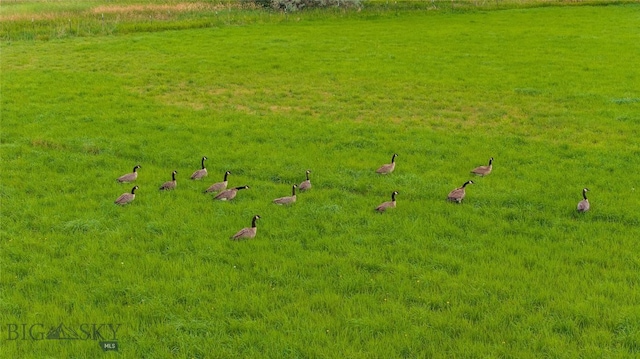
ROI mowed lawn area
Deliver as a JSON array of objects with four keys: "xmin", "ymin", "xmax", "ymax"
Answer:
[{"xmin": 1, "ymin": 2, "xmax": 640, "ymax": 358}]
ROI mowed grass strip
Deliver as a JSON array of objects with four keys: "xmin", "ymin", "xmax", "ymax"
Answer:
[{"xmin": 2, "ymin": 3, "xmax": 640, "ymax": 358}]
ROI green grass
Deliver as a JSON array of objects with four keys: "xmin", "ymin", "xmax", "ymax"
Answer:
[{"xmin": 2, "ymin": 2, "xmax": 640, "ymax": 358}]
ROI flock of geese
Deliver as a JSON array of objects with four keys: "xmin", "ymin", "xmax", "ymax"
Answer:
[{"xmin": 114, "ymin": 155, "xmax": 591, "ymax": 240}]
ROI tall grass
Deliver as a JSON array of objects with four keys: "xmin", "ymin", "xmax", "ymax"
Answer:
[
  {"xmin": 2, "ymin": 0, "xmax": 639, "ymax": 41},
  {"xmin": 2, "ymin": 2, "xmax": 640, "ymax": 358}
]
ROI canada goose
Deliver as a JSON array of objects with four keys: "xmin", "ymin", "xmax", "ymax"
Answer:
[
  {"xmin": 115, "ymin": 185, "xmax": 138, "ymax": 205},
  {"xmin": 159, "ymin": 170, "xmax": 177, "ymax": 191},
  {"xmin": 273, "ymin": 185, "xmax": 297, "ymax": 205},
  {"xmin": 447, "ymin": 180, "xmax": 474, "ymax": 203},
  {"xmin": 204, "ymin": 171, "xmax": 231, "ymax": 193},
  {"xmin": 376, "ymin": 191, "xmax": 398, "ymax": 212},
  {"xmin": 214, "ymin": 185, "xmax": 249, "ymax": 201},
  {"xmin": 230, "ymin": 215, "xmax": 261, "ymax": 240},
  {"xmin": 190, "ymin": 156, "xmax": 208, "ymax": 180},
  {"xmin": 577, "ymin": 188, "xmax": 590, "ymax": 212},
  {"xmin": 376, "ymin": 153, "xmax": 398, "ymax": 174},
  {"xmin": 117, "ymin": 165, "xmax": 141, "ymax": 183},
  {"xmin": 471, "ymin": 157, "xmax": 493, "ymax": 176},
  {"xmin": 299, "ymin": 170, "xmax": 312, "ymax": 191}
]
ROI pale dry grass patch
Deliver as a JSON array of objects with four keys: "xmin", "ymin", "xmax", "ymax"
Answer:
[
  {"xmin": 206, "ymin": 88, "xmax": 229, "ymax": 96},
  {"xmin": 92, "ymin": 2, "xmax": 231, "ymax": 15},
  {"xmin": 423, "ymin": 104, "xmax": 534, "ymax": 133},
  {"xmin": 235, "ymin": 104, "xmax": 254, "ymax": 113},
  {"xmin": 170, "ymin": 99, "xmax": 207, "ymax": 110},
  {"xmin": 148, "ymin": 84, "xmax": 311, "ymax": 113},
  {"xmin": 1, "ymin": 2, "xmax": 257, "ymax": 22},
  {"xmin": 269, "ymin": 105, "xmax": 294, "ymax": 113},
  {"xmin": 1, "ymin": 11, "xmax": 75, "ymax": 21}
]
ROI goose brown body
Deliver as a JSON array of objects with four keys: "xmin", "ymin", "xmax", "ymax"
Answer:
[
  {"xmin": 214, "ymin": 185, "xmax": 249, "ymax": 201},
  {"xmin": 117, "ymin": 165, "xmax": 141, "ymax": 183},
  {"xmin": 376, "ymin": 154, "xmax": 398, "ymax": 174},
  {"xmin": 299, "ymin": 170, "xmax": 312, "ymax": 191},
  {"xmin": 230, "ymin": 215, "xmax": 261, "ymax": 240},
  {"xmin": 190, "ymin": 156, "xmax": 208, "ymax": 180},
  {"xmin": 205, "ymin": 171, "xmax": 231, "ymax": 193},
  {"xmin": 376, "ymin": 191, "xmax": 398, "ymax": 212},
  {"xmin": 160, "ymin": 171, "xmax": 177, "ymax": 190},
  {"xmin": 115, "ymin": 186, "xmax": 138, "ymax": 205},
  {"xmin": 471, "ymin": 157, "xmax": 493, "ymax": 176},
  {"xmin": 577, "ymin": 188, "xmax": 590, "ymax": 212},
  {"xmin": 447, "ymin": 180, "xmax": 474, "ymax": 203},
  {"xmin": 273, "ymin": 185, "xmax": 297, "ymax": 205}
]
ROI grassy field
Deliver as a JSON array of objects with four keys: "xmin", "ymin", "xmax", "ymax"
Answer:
[
  {"xmin": 2, "ymin": 1, "xmax": 640, "ymax": 358},
  {"xmin": 3, "ymin": 0, "xmax": 639, "ymax": 41}
]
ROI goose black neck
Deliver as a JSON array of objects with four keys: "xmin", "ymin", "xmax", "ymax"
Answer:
[
  {"xmin": 391, "ymin": 154, "xmax": 397, "ymax": 163},
  {"xmin": 201, "ymin": 157, "xmax": 206, "ymax": 169},
  {"xmin": 133, "ymin": 166, "xmax": 139, "ymax": 172},
  {"xmin": 463, "ymin": 181, "xmax": 472, "ymax": 187},
  {"xmin": 172, "ymin": 172, "xmax": 176, "ymax": 181},
  {"xmin": 236, "ymin": 186, "xmax": 247, "ymax": 190},
  {"xmin": 292, "ymin": 186, "xmax": 296, "ymax": 195},
  {"xmin": 391, "ymin": 192, "xmax": 397, "ymax": 201},
  {"xmin": 488, "ymin": 158, "xmax": 493, "ymax": 165},
  {"xmin": 223, "ymin": 172, "xmax": 229, "ymax": 181},
  {"xmin": 131, "ymin": 186, "xmax": 138, "ymax": 194},
  {"xmin": 583, "ymin": 190, "xmax": 588, "ymax": 200},
  {"xmin": 252, "ymin": 217, "xmax": 259, "ymax": 227},
  {"xmin": 306, "ymin": 172, "xmax": 310, "ymax": 181}
]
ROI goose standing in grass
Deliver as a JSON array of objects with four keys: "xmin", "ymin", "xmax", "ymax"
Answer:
[
  {"xmin": 159, "ymin": 170, "xmax": 177, "ymax": 191},
  {"xmin": 190, "ymin": 156, "xmax": 208, "ymax": 180},
  {"xmin": 214, "ymin": 185, "xmax": 249, "ymax": 201},
  {"xmin": 117, "ymin": 165, "xmax": 141, "ymax": 183},
  {"xmin": 115, "ymin": 186, "xmax": 138, "ymax": 205},
  {"xmin": 577, "ymin": 188, "xmax": 590, "ymax": 212},
  {"xmin": 375, "ymin": 191, "xmax": 398, "ymax": 212},
  {"xmin": 205, "ymin": 171, "xmax": 231, "ymax": 193},
  {"xmin": 471, "ymin": 157, "xmax": 493, "ymax": 176},
  {"xmin": 376, "ymin": 153, "xmax": 398, "ymax": 174},
  {"xmin": 447, "ymin": 180, "xmax": 474, "ymax": 203},
  {"xmin": 273, "ymin": 185, "xmax": 297, "ymax": 205},
  {"xmin": 230, "ymin": 215, "xmax": 261, "ymax": 240},
  {"xmin": 299, "ymin": 170, "xmax": 312, "ymax": 191}
]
